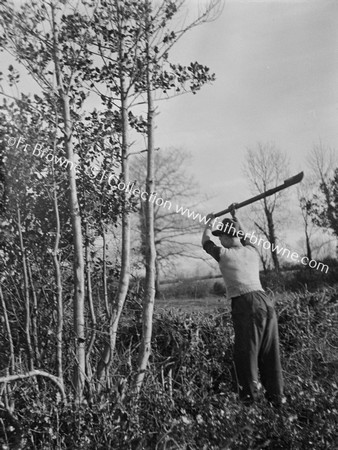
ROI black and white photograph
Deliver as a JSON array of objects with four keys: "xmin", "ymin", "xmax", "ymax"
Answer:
[{"xmin": 0, "ymin": 0, "xmax": 337, "ymax": 448}]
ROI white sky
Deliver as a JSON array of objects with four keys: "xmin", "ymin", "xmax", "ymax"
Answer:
[
  {"xmin": 153, "ymin": 0, "xmax": 338, "ymax": 214},
  {"xmin": 3, "ymin": 0, "xmax": 337, "ymax": 212},
  {"xmin": 2, "ymin": 0, "xmax": 337, "ymax": 275}
]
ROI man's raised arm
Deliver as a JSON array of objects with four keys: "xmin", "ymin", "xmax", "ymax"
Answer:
[{"xmin": 201, "ymin": 213, "xmax": 215, "ymax": 247}]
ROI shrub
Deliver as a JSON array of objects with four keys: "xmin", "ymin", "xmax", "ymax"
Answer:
[
  {"xmin": 2, "ymin": 286, "xmax": 338, "ymax": 449},
  {"xmin": 260, "ymin": 270, "xmax": 287, "ymax": 292},
  {"xmin": 213, "ymin": 280, "xmax": 226, "ymax": 295}
]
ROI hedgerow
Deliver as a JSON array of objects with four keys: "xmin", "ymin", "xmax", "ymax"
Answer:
[{"xmin": 1, "ymin": 286, "xmax": 337, "ymax": 449}]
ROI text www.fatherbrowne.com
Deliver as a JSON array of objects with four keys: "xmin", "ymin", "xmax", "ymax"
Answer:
[
  {"xmin": 9, "ymin": 136, "xmax": 328, "ymax": 273},
  {"xmin": 176, "ymin": 205, "xmax": 329, "ymax": 273}
]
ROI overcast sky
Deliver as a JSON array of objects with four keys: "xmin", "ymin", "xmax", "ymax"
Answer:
[
  {"xmin": 4, "ymin": 0, "xmax": 337, "ymax": 213},
  {"xmin": 154, "ymin": 0, "xmax": 338, "ymax": 214},
  {"xmin": 2, "ymin": 0, "xmax": 337, "ymax": 275}
]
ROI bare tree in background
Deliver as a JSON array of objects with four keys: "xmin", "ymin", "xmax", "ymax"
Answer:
[
  {"xmin": 243, "ymin": 142, "xmax": 290, "ymax": 272},
  {"xmin": 239, "ymin": 210, "xmax": 272, "ymax": 272},
  {"xmin": 131, "ymin": 148, "xmax": 204, "ymax": 296}
]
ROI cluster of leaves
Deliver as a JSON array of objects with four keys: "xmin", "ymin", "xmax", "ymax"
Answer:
[
  {"xmin": 308, "ymin": 167, "xmax": 338, "ymax": 236},
  {"xmin": 1, "ymin": 286, "xmax": 337, "ymax": 449}
]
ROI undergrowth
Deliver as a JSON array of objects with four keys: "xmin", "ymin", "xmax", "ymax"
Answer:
[{"xmin": 1, "ymin": 287, "xmax": 338, "ymax": 449}]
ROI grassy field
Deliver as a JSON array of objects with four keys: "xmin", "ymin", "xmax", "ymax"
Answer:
[{"xmin": 155, "ymin": 295, "xmax": 229, "ymax": 313}]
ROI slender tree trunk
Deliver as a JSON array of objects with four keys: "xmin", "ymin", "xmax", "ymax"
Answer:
[
  {"xmin": 51, "ymin": 5, "xmax": 85, "ymax": 401},
  {"xmin": 97, "ymin": 17, "xmax": 131, "ymax": 383},
  {"xmin": 304, "ymin": 221, "xmax": 312, "ymax": 261},
  {"xmin": 0, "ymin": 283, "xmax": 15, "ymax": 374},
  {"xmin": 52, "ymin": 181, "xmax": 64, "ymax": 388},
  {"xmin": 140, "ymin": 201, "xmax": 147, "ymax": 265},
  {"xmin": 102, "ymin": 224, "xmax": 109, "ymax": 316},
  {"xmin": 133, "ymin": 4, "xmax": 157, "ymax": 393},
  {"xmin": 27, "ymin": 261, "xmax": 40, "ymax": 366},
  {"xmin": 85, "ymin": 222, "xmax": 96, "ymax": 387},
  {"xmin": 17, "ymin": 206, "xmax": 34, "ymax": 371},
  {"xmin": 155, "ymin": 257, "xmax": 160, "ymax": 299},
  {"xmin": 62, "ymin": 95, "xmax": 86, "ymax": 401}
]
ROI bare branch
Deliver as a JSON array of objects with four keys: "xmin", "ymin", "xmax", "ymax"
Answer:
[{"xmin": 0, "ymin": 370, "xmax": 66, "ymax": 402}]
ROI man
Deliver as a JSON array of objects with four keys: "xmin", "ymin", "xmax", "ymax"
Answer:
[{"xmin": 202, "ymin": 209, "xmax": 284, "ymax": 407}]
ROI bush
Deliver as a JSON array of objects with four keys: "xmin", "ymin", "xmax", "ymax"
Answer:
[
  {"xmin": 260, "ymin": 259, "xmax": 338, "ymax": 292},
  {"xmin": 213, "ymin": 280, "xmax": 226, "ymax": 295},
  {"xmin": 260, "ymin": 270, "xmax": 287, "ymax": 292},
  {"xmin": 2, "ymin": 286, "xmax": 338, "ymax": 449},
  {"xmin": 286, "ymin": 261, "xmax": 338, "ymax": 291}
]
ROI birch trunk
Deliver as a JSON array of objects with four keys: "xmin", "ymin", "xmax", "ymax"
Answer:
[
  {"xmin": 0, "ymin": 283, "xmax": 15, "ymax": 374},
  {"xmin": 85, "ymin": 222, "xmax": 96, "ymax": 386},
  {"xmin": 51, "ymin": 5, "xmax": 85, "ymax": 401},
  {"xmin": 133, "ymin": 3, "xmax": 156, "ymax": 393},
  {"xmin": 62, "ymin": 97, "xmax": 86, "ymax": 401},
  {"xmin": 27, "ymin": 262, "xmax": 40, "ymax": 366},
  {"xmin": 305, "ymin": 222, "xmax": 312, "ymax": 261},
  {"xmin": 102, "ymin": 225, "xmax": 109, "ymax": 316},
  {"xmin": 17, "ymin": 206, "xmax": 34, "ymax": 371},
  {"xmin": 96, "ymin": 17, "xmax": 131, "ymax": 383},
  {"xmin": 52, "ymin": 181, "xmax": 64, "ymax": 387},
  {"xmin": 155, "ymin": 257, "xmax": 160, "ymax": 299}
]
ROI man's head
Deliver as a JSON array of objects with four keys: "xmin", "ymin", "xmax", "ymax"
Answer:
[{"xmin": 212, "ymin": 218, "xmax": 241, "ymax": 248}]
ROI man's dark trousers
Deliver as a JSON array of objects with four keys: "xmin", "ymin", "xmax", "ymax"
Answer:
[{"xmin": 231, "ymin": 290, "xmax": 284, "ymax": 405}]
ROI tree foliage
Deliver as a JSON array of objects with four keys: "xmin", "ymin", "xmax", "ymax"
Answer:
[
  {"xmin": 306, "ymin": 144, "xmax": 338, "ymax": 239},
  {"xmin": 308, "ymin": 169, "xmax": 338, "ymax": 235},
  {"xmin": 0, "ymin": 0, "xmax": 221, "ymax": 403}
]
